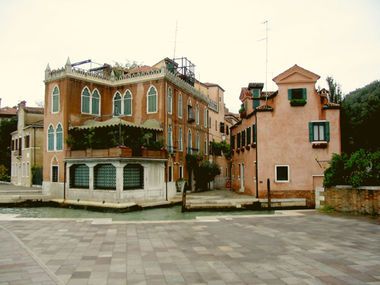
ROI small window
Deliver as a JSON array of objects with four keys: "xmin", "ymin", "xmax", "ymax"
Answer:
[
  {"xmin": 147, "ymin": 86, "xmax": 157, "ymax": 113},
  {"xmin": 309, "ymin": 121, "xmax": 330, "ymax": 142},
  {"xmin": 52, "ymin": 165, "xmax": 59, "ymax": 182},
  {"xmin": 275, "ymin": 165, "xmax": 289, "ymax": 183},
  {"xmin": 168, "ymin": 166, "xmax": 172, "ymax": 182},
  {"xmin": 220, "ymin": 122, "xmax": 225, "ymax": 133},
  {"xmin": 179, "ymin": 165, "xmax": 183, "ymax": 179},
  {"xmin": 288, "ymin": 88, "xmax": 307, "ymax": 106}
]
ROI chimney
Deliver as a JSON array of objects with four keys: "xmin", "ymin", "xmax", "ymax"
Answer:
[{"xmin": 18, "ymin": 100, "xmax": 26, "ymax": 109}]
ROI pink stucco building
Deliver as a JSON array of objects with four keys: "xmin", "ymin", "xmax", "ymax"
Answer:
[{"xmin": 230, "ymin": 65, "xmax": 340, "ymax": 207}]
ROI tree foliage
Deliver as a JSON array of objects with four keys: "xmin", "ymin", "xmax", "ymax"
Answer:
[
  {"xmin": 341, "ymin": 80, "xmax": 380, "ymax": 153},
  {"xmin": 326, "ymin": 76, "xmax": 343, "ymax": 104},
  {"xmin": 0, "ymin": 118, "xmax": 17, "ymax": 176}
]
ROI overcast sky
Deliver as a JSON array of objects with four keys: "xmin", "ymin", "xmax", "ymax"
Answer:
[{"xmin": 0, "ymin": 0, "xmax": 379, "ymax": 112}]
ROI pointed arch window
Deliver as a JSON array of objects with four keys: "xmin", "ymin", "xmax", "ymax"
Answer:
[
  {"xmin": 56, "ymin": 124, "xmax": 63, "ymax": 151},
  {"xmin": 92, "ymin": 89, "xmax": 100, "ymax": 115},
  {"xmin": 187, "ymin": 129, "xmax": 192, "ymax": 154},
  {"xmin": 48, "ymin": 125, "xmax": 55, "ymax": 151},
  {"xmin": 167, "ymin": 87, "xmax": 173, "ymax": 114},
  {"xmin": 52, "ymin": 86, "xmax": 60, "ymax": 113},
  {"xmin": 178, "ymin": 93, "xmax": 183, "ymax": 118},
  {"xmin": 81, "ymin": 87, "xmax": 90, "ymax": 114},
  {"xmin": 113, "ymin": 92, "xmax": 122, "ymax": 116},
  {"xmin": 168, "ymin": 125, "xmax": 173, "ymax": 153},
  {"xmin": 147, "ymin": 86, "xmax": 157, "ymax": 113},
  {"xmin": 124, "ymin": 90, "xmax": 132, "ymax": 116},
  {"xmin": 178, "ymin": 127, "xmax": 183, "ymax": 151}
]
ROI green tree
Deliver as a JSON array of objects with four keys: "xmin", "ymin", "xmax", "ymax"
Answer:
[
  {"xmin": 341, "ymin": 81, "xmax": 380, "ymax": 153},
  {"xmin": 0, "ymin": 118, "xmax": 17, "ymax": 176},
  {"xmin": 326, "ymin": 76, "xmax": 343, "ymax": 104}
]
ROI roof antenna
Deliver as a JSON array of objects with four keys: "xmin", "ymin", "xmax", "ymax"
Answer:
[
  {"xmin": 263, "ymin": 20, "xmax": 269, "ymax": 105},
  {"xmin": 173, "ymin": 20, "xmax": 178, "ymax": 59}
]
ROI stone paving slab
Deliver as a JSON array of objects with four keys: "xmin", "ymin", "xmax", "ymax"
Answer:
[{"xmin": 0, "ymin": 211, "xmax": 379, "ymax": 284}]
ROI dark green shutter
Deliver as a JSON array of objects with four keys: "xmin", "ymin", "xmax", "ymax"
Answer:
[
  {"xmin": 253, "ymin": 99, "xmax": 260, "ymax": 109},
  {"xmin": 302, "ymin": 88, "xmax": 307, "ymax": 100},
  {"xmin": 308, "ymin": 122, "xmax": 313, "ymax": 142},
  {"xmin": 253, "ymin": 124, "xmax": 257, "ymax": 143},
  {"xmin": 288, "ymin": 89, "xmax": 292, "ymax": 100},
  {"xmin": 325, "ymin": 122, "xmax": 330, "ymax": 142}
]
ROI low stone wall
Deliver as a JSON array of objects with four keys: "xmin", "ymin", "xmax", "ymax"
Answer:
[{"xmin": 325, "ymin": 186, "xmax": 380, "ymax": 215}]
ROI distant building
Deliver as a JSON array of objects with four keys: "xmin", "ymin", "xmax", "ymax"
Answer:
[
  {"xmin": 0, "ymin": 98, "xmax": 17, "ymax": 122},
  {"xmin": 43, "ymin": 57, "xmax": 221, "ymax": 203},
  {"xmin": 10, "ymin": 101, "xmax": 44, "ymax": 186},
  {"xmin": 230, "ymin": 65, "xmax": 340, "ymax": 206}
]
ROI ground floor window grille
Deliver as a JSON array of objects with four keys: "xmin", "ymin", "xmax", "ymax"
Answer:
[
  {"xmin": 52, "ymin": 165, "xmax": 59, "ymax": 182},
  {"xmin": 123, "ymin": 164, "xmax": 143, "ymax": 190},
  {"xmin": 70, "ymin": 164, "xmax": 89, "ymax": 189},
  {"xmin": 94, "ymin": 164, "xmax": 116, "ymax": 190}
]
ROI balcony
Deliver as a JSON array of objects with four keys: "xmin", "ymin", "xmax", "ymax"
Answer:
[{"xmin": 66, "ymin": 146, "xmax": 167, "ymax": 159}]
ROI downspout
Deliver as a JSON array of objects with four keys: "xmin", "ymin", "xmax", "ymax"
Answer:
[
  {"xmin": 164, "ymin": 81, "xmax": 168, "ymax": 201},
  {"xmin": 63, "ymin": 161, "xmax": 66, "ymax": 200},
  {"xmin": 255, "ymin": 112, "xmax": 259, "ymax": 198}
]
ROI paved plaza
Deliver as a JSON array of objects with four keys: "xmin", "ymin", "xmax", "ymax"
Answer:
[{"xmin": 0, "ymin": 211, "xmax": 379, "ymax": 285}]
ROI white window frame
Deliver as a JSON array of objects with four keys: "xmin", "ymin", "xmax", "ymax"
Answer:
[
  {"xmin": 178, "ymin": 93, "xmax": 183, "ymax": 118},
  {"xmin": 50, "ymin": 156, "xmax": 59, "ymax": 183},
  {"xmin": 187, "ymin": 129, "xmax": 192, "ymax": 154},
  {"xmin": 275, "ymin": 165, "xmax": 290, "ymax": 183},
  {"xmin": 204, "ymin": 108, "xmax": 208, "ymax": 128},
  {"xmin": 195, "ymin": 105, "xmax": 199, "ymax": 125},
  {"xmin": 81, "ymin": 86, "xmax": 91, "ymax": 114},
  {"xmin": 91, "ymin": 88, "xmax": 101, "ymax": 116},
  {"xmin": 47, "ymin": 124, "xmax": 55, "ymax": 152},
  {"xmin": 167, "ymin": 87, "xmax": 173, "ymax": 115},
  {"xmin": 147, "ymin": 85, "xmax": 158, "ymax": 114},
  {"xmin": 178, "ymin": 127, "xmax": 183, "ymax": 152},
  {"xmin": 55, "ymin": 123, "xmax": 63, "ymax": 152},
  {"xmin": 51, "ymin": 85, "xmax": 60, "ymax": 114}
]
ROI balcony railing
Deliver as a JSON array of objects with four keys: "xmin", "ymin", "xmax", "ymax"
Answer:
[{"xmin": 66, "ymin": 146, "xmax": 167, "ymax": 159}]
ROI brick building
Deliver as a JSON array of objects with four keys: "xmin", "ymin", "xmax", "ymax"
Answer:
[
  {"xmin": 43, "ymin": 57, "xmax": 212, "ymax": 203},
  {"xmin": 230, "ymin": 65, "xmax": 340, "ymax": 206}
]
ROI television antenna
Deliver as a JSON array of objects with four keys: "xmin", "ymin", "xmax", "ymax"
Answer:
[
  {"xmin": 258, "ymin": 20, "xmax": 269, "ymax": 104},
  {"xmin": 173, "ymin": 20, "xmax": 178, "ymax": 59}
]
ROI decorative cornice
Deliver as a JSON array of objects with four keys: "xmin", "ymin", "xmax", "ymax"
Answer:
[{"xmin": 45, "ymin": 66, "xmax": 209, "ymax": 104}]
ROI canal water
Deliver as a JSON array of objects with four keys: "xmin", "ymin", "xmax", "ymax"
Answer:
[{"xmin": 0, "ymin": 206, "xmax": 273, "ymax": 221}]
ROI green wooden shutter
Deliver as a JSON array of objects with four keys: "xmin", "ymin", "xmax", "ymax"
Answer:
[
  {"xmin": 308, "ymin": 122, "xmax": 313, "ymax": 142},
  {"xmin": 288, "ymin": 89, "xmax": 292, "ymax": 100},
  {"xmin": 302, "ymin": 88, "xmax": 307, "ymax": 100},
  {"xmin": 253, "ymin": 124, "xmax": 257, "ymax": 143},
  {"xmin": 325, "ymin": 122, "xmax": 330, "ymax": 142},
  {"xmin": 253, "ymin": 99, "xmax": 260, "ymax": 109}
]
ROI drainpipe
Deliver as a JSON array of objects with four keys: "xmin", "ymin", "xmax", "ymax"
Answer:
[
  {"xmin": 255, "ymin": 112, "xmax": 259, "ymax": 198},
  {"xmin": 164, "ymin": 81, "xmax": 168, "ymax": 201}
]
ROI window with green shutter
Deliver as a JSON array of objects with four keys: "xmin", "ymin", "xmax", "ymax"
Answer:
[
  {"xmin": 92, "ymin": 89, "xmax": 100, "ymax": 115},
  {"xmin": 147, "ymin": 86, "xmax": 157, "ymax": 113},
  {"xmin": 242, "ymin": 130, "xmax": 246, "ymax": 147},
  {"xmin": 309, "ymin": 121, "xmax": 330, "ymax": 142},
  {"xmin": 288, "ymin": 88, "xmax": 307, "ymax": 106},
  {"xmin": 237, "ymin": 133, "xmax": 241, "ymax": 148},
  {"xmin": 231, "ymin": 135, "xmax": 235, "ymax": 149},
  {"xmin": 124, "ymin": 90, "xmax": 132, "ymax": 115},
  {"xmin": 52, "ymin": 86, "xmax": 59, "ymax": 113},
  {"xmin": 247, "ymin": 127, "xmax": 251, "ymax": 145},
  {"xmin": 70, "ymin": 164, "xmax": 89, "ymax": 189},
  {"xmin": 252, "ymin": 89, "xmax": 260, "ymax": 109},
  {"xmin": 252, "ymin": 124, "xmax": 257, "ymax": 143},
  {"xmin": 56, "ymin": 123, "xmax": 63, "ymax": 151},
  {"xmin": 81, "ymin": 87, "xmax": 90, "ymax": 114},
  {"xmin": 123, "ymin": 164, "xmax": 143, "ymax": 190},
  {"xmin": 94, "ymin": 164, "xmax": 116, "ymax": 190},
  {"xmin": 48, "ymin": 125, "xmax": 54, "ymax": 151}
]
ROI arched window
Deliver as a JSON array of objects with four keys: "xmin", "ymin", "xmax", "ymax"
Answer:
[
  {"xmin": 56, "ymin": 123, "xmax": 63, "ymax": 151},
  {"xmin": 178, "ymin": 93, "xmax": 183, "ymax": 118},
  {"xmin": 123, "ymin": 90, "xmax": 132, "ymax": 116},
  {"xmin": 81, "ymin": 87, "xmax": 90, "ymax": 114},
  {"xmin": 47, "ymin": 125, "xmax": 55, "ymax": 151},
  {"xmin": 52, "ymin": 86, "xmax": 59, "ymax": 113},
  {"xmin": 187, "ymin": 129, "xmax": 192, "ymax": 154},
  {"xmin": 196, "ymin": 132, "xmax": 200, "ymax": 153},
  {"xmin": 92, "ymin": 89, "xmax": 100, "ymax": 115},
  {"xmin": 204, "ymin": 109, "xmax": 208, "ymax": 128},
  {"xmin": 167, "ymin": 125, "xmax": 173, "ymax": 153},
  {"xmin": 195, "ymin": 105, "xmax": 199, "ymax": 125},
  {"xmin": 123, "ymin": 164, "xmax": 144, "ymax": 190},
  {"xmin": 178, "ymin": 127, "xmax": 183, "ymax": 151},
  {"xmin": 147, "ymin": 86, "xmax": 157, "ymax": 113},
  {"xmin": 113, "ymin": 92, "xmax": 122, "ymax": 116},
  {"xmin": 167, "ymin": 87, "xmax": 173, "ymax": 114}
]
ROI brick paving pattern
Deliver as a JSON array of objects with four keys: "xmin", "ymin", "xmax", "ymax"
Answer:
[{"xmin": 0, "ymin": 212, "xmax": 379, "ymax": 284}]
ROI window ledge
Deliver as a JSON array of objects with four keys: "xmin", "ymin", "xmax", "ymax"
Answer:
[{"xmin": 312, "ymin": 141, "xmax": 328, "ymax": 148}]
